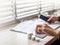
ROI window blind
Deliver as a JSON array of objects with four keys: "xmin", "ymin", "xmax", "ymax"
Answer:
[
  {"xmin": 0, "ymin": 0, "xmax": 60, "ymax": 27},
  {"xmin": 53, "ymin": 0, "xmax": 60, "ymax": 10},
  {"xmin": 16, "ymin": 0, "xmax": 40, "ymax": 19},
  {"xmin": 0, "ymin": 0, "xmax": 15, "ymax": 25},
  {"xmin": 40, "ymin": 0, "xmax": 53, "ymax": 14},
  {"xmin": 40, "ymin": 0, "xmax": 60, "ymax": 15}
]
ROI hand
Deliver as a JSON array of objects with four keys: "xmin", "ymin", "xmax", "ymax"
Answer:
[
  {"xmin": 35, "ymin": 24, "xmax": 45, "ymax": 34},
  {"xmin": 44, "ymin": 24, "xmax": 58, "ymax": 36},
  {"xmin": 35, "ymin": 24, "xmax": 57, "ymax": 36},
  {"xmin": 44, "ymin": 24, "xmax": 54, "ymax": 30},
  {"xmin": 46, "ymin": 15, "xmax": 58, "ymax": 23}
]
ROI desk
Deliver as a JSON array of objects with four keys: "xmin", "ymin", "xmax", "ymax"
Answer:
[
  {"xmin": 16, "ymin": 33, "xmax": 54, "ymax": 45},
  {"xmin": 11, "ymin": 19, "xmax": 59, "ymax": 45},
  {"xmin": 45, "ymin": 36, "xmax": 58, "ymax": 45}
]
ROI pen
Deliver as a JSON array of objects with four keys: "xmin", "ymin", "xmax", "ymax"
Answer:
[{"xmin": 47, "ymin": 15, "xmax": 53, "ymax": 22}]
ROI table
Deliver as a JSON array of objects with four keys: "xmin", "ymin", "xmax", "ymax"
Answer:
[
  {"xmin": 45, "ymin": 36, "xmax": 58, "ymax": 45},
  {"xmin": 11, "ymin": 32, "xmax": 58, "ymax": 45},
  {"xmin": 11, "ymin": 19, "xmax": 60, "ymax": 45}
]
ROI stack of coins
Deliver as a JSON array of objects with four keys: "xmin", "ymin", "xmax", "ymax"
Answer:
[
  {"xmin": 35, "ymin": 37, "xmax": 40, "ymax": 42},
  {"xmin": 31, "ymin": 35, "xmax": 35, "ymax": 41},
  {"xmin": 28, "ymin": 33, "xmax": 32, "ymax": 39}
]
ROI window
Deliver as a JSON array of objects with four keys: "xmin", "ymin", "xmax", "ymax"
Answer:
[
  {"xmin": 0, "ymin": 0, "xmax": 15, "ymax": 27},
  {"xmin": 40, "ymin": 0, "xmax": 60, "ymax": 15},
  {"xmin": 0, "ymin": 0, "xmax": 60, "ymax": 27},
  {"xmin": 16, "ymin": 0, "xmax": 40, "ymax": 19}
]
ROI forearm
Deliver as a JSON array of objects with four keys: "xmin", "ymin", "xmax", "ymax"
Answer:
[{"xmin": 44, "ymin": 28, "xmax": 58, "ymax": 36}]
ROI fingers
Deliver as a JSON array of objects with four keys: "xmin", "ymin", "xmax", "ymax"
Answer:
[
  {"xmin": 35, "ymin": 24, "xmax": 46, "ymax": 34},
  {"xmin": 47, "ymin": 15, "xmax": 58, "ymax": 23},
  {"xmin": 47, "ymin": 15, "xmax": 53, "ymax": 22}
]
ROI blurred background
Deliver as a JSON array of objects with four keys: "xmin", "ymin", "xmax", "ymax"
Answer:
[{"xmin": 0, "ymin": 0, "xmax": 60, "ymax": 27}]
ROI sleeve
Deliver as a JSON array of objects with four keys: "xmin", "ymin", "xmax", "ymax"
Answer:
[{"xmin": 58, "ymin": 17, "xmax": 60, "ymax": 22}]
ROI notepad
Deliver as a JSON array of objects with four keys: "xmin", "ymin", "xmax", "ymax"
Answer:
[
  {"xmin": 34, "ymin": 19, "xmax": 60, "ymax": 30},
  {"xmin": 48, "ymin": 23, "xmax": 60, "ymax": 30},
  {"xmin": 32, "ymin": 30, "xmax": 47, "ymax": 39},
  {"xmin": 11, "ymin": 19, "xmax": 60, "ymax": 35}
]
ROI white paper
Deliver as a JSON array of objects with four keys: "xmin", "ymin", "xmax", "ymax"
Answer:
[
  {"xmin": 11, "ymin": 19, "xmax": 60, "ymax": 34},
  {"xmin": 48, "ymin": 23, "xmax": 60, "ymax": 29}
]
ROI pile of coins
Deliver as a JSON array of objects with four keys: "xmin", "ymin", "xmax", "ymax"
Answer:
[{"xmin": 28, "ymin": 33, "xmax": 40, "ymax": 42}]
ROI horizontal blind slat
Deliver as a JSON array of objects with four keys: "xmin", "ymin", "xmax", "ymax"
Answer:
[
  {"xmin": 16, "ymin": 0, "xmax": 39, "ymax": 19},
  {"xmin": 0, "ymin": 0, "xmax": 14, "ymax": 25}
]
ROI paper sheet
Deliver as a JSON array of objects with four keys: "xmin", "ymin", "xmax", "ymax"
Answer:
[
  {"xmin": 11, "ymin": 19, "xmax": 60, "ymax": 34},
  {"xmin": 48, "ymin": 23, "xmax": 60, "ymax": 30}
]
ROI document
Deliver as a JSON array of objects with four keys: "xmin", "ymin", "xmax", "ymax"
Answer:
[
  {"xmin": 11, "ymin": 20, "xmax": 35, "ymax": 34},
  {"xmin": 11, "ymin": 19, "xmax": 60, "ymax": 34},
  {"xmin": 34, "ymin": 19, "xmax": 60, "ymax": 30},
  {"xmin": 48, "ymin": 23, "xmax": 60, "ymax": 30}
]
